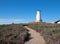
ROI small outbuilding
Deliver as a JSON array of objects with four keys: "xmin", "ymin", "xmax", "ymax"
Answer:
[{"xmin": 55, "ymin": 20, "xmax": 60, "ymax": 24}]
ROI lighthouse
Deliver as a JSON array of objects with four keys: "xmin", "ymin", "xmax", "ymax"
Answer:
[{"xmin": 36, "ymin": 10, "xmax": 42, "ymax": 22}]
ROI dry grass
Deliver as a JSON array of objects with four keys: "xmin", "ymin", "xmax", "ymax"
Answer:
[
  {"xmin": 0, "ymin": 24, "xmax": 28, "ymax": 44},
  {"xmin": 28, "ymin": 23, "xmax": 60, "ymax": 44}
]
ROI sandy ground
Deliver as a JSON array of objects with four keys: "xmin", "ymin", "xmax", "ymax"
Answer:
[{"xmin": 24, "ymin": 26, "xmax": 46, "ymax": 44}]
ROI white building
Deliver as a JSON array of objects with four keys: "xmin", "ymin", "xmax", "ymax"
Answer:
[
  {"xmin": 36, "ymin": 10, "xmax": 42, "ymax": 22},
  {"xmin": 55, "ymin": 20, "xmax": 60, "ymax": 24}
]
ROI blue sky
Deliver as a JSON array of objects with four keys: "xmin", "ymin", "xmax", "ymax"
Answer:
[{"xmin": 0, "ymin": 0, "xmax": 60, "ymax": 24}]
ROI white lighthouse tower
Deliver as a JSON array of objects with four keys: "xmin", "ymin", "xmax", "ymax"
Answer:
[{"xmin": 36, "ymin": 10, "xmax": 42, "ymax": 22}]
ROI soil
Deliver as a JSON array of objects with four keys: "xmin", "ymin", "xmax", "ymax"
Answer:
[{"xmin": 24, "ymin": 26, "xmax": 46, "ymax": 44}]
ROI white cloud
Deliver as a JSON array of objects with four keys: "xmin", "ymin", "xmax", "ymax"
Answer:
[{"xmin": 0, "ymin": 19, "xmax": 25, "ymax": 24}]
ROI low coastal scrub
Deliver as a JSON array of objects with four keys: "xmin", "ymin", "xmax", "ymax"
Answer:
[
  {"xmin": 0, "ymin": 24, "xmax": 28, "ymax": 44},
  {"xmin": 28, "ymin": 23, "xmax": 60, "ymax": 44}
]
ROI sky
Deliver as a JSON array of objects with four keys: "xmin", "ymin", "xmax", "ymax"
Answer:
[{"xmin": 0, "ymin": 0, "xmax": 60, "ymax": 24}]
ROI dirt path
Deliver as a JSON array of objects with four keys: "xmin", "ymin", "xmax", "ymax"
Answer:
[{"xmin": 24, "ymin": 26, "xmax": 46, "ymax": 44}]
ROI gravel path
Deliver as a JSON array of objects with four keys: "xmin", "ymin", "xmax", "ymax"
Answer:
[{"xmin": 24, "ymin": 26, "xmax": 46, "ymax": 44}]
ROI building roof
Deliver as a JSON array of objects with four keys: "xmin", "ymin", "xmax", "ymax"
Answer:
[{"xmin": 55, "ymin": 20, "xmax": 60, "ymax": 23}]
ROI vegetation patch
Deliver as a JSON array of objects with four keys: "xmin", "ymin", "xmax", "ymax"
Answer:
[
  {"xmin": 28, "ymin": 23, "xmax": 60, "ymax": 44},
  {"xmin": 0, "ymin": 24, "xmax": 29, "ymax": 44}
]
